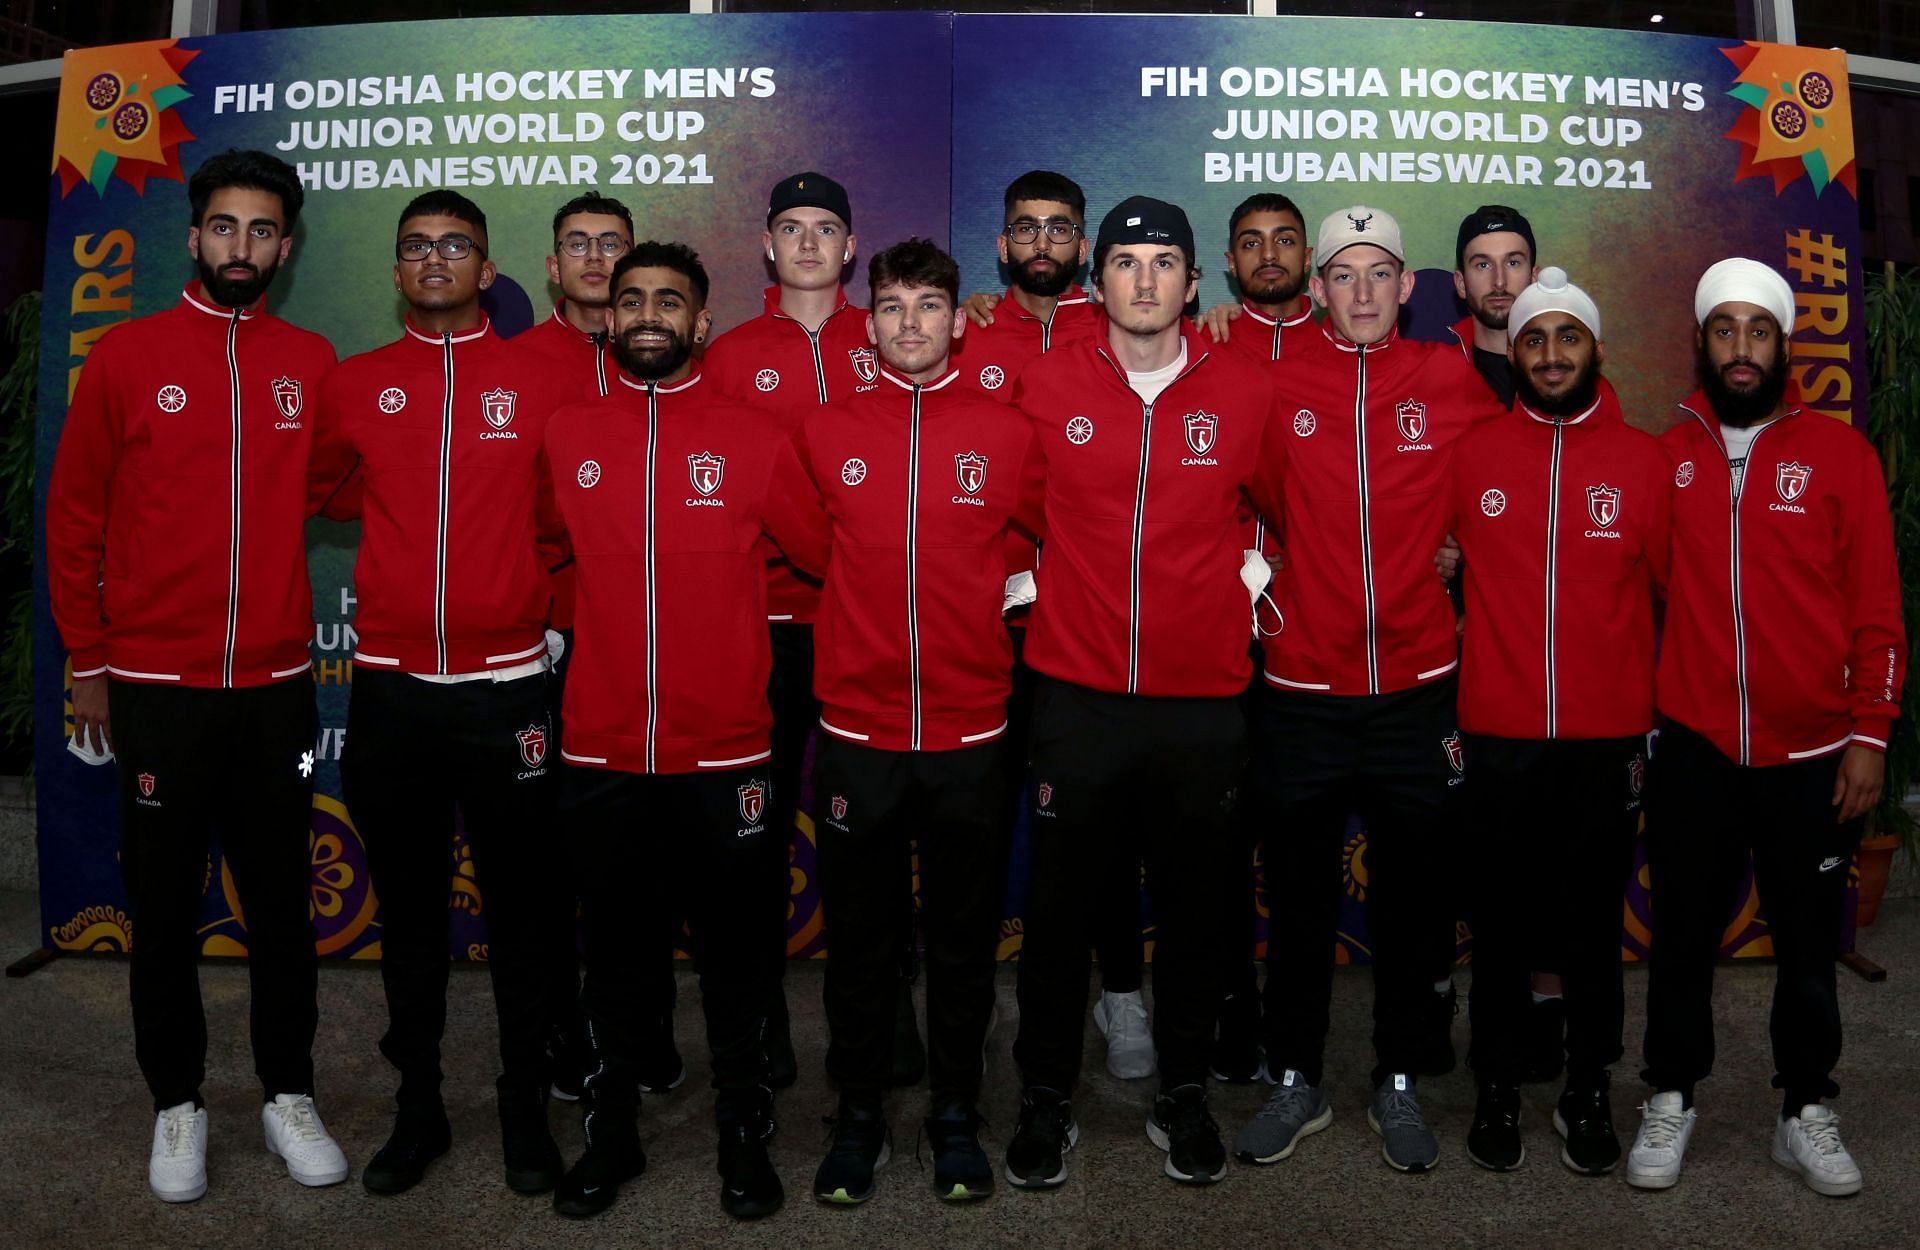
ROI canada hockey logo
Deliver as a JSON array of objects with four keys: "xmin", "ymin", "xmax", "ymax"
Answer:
[
  {"xmin": 830, "ymin": 794, "xmax": 848, "ymax": 820},
  {"xmin": 1776, "ymin": 461, "xmax": 1812, "ymax": 503},
  {"xmin": 841, "ymin": 457, "xmax": 868, "ymax": 486},
  {"xmin": 517, "ymin": 725, "xmax": 547, "ymax": 768},
  {"xmin": 979, "ymin": 365, "xmax": 1006, "ymax": 391},
  {"xmin": 1674, "ymin": 460, "xmax": 1696, "ymax": 488},
  {"xmin": 1065, "ymin": 415, "xmax": 1094, "ymax": 445},
  {"xmin": 738, "ymin": 779, "xmax": 766, "ymax": 825},
  {"xmin": 755, "ymin": 368, "xmax": 780, "ymax": 393},
  {"xmin": 848, "ymin": 347, "xmax": 879, "ymax": 384},
  {"xmin": 1185, "ymin": 411, "xmax": 1218, "ymax": 456},
  {"xmin": 577, "ymin": 459, "xmax": 602, "ymax": 488},
  {"xmin": 955, "ymin": 451, "xmax": 988, "ymax": 495},
  {"xmin": 1293, "ymin": 408, "xmax": 1317, "ymax": 437},
  {"xmin": 1587, "ymin": 483, "xmax": 1621, "ymax": 528},
  {"xmin": 1481, "ymin": 488, "xmax": 1507, "ymax": 517},
  {"xmin": 272, "ymin": 377, "xmax": 303, "ymax": 419},
  {"xmin": 137, "ymin": 772, "xmax": 156, "ymax": 797},
  {"xmin": 1628, "ymin": 755, "xmax": 1645, "ymax": 797},
  {"xmin": 1396, "ymin": 399, "xmax": 1427, "ymax": 444},
  {"xmin": 689, "ymin": 451, "xmax": 725, "ymax": 496},
  {"xmin": 1442, "ymin": 732, "xmax": 1464, "ymax": 775},
  {"xmin": 481, "ymin": 387, "xmax": 516, "ymax": 430},
  {"xmin": 1037, "ymin": 782, "xmax": 1053, "ymax": 807}
]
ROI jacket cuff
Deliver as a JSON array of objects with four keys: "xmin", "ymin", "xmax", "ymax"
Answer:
[
  {"xmin": 69, "ymin": 648, "xmax": 108, "ymax": 680},
  {"xmin": 1851, "ymin": 716, "xmax": 1893, "ymax": 754}
]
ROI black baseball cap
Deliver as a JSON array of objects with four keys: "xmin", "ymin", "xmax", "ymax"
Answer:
[
  {"xmin": 1096, "ymin": 195, "xmax": 1195, "ymax": 260},
  {"xmin": 767, "ymin": 171, "xmax": 851, "ymax": 229},
  {"xmin": 1455, "ymin": 205, "xmax": 1535, "ymax": 268}
]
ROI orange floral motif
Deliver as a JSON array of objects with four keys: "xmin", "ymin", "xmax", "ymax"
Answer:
[{"xmin": 54, "ymin": 41, "xmax": 199, "ymax": 197}]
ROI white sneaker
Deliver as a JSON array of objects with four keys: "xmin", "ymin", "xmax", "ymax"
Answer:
[
  {"xmin": 1093, "ymin": 990, "xmax": 1155, "ymax": 1080},
  {"xmin": 262, "ymin": 1093, "xmax": 350, "ymax": 1187},
  {"xmin": 1772, "ymin": 1104, "xmax": 1863, "ymax": 1196},
  {"xmin": 149, "ymin": 1102, "xmax": 208, "ymax": 1203},
  {"xmin": 1625, "ymin": 1090, "xmax": 1697, "ymax": 1189}
]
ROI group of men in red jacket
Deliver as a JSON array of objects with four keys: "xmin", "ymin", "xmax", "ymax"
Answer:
[{"xmin": 49, "ymin": 147, "xmax": 1902, "ymax": 1218}]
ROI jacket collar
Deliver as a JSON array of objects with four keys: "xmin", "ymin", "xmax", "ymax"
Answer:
[
  {"xmin": 1319, "ymin": 319, "xmax": 1399, "ymax": 356},
  {"xmin": 764, "ymin": 284, "xmax": 852, "ymax": 324},
  {"xmin": 617, "ymin": 365, "xmax": 703, "ymax": 396},
  {"xmin": 404, "ymin": 314, "xmax": 492, "ymax": 346},
  {"xmin": 1519, "ymin": 392, "xmax": 1607, "ymax": 427},
  {"xmin": 180, "ymin": 281, "xmax": 259, "ymax": 321},
  {"xmin": 879, "ymin": 366, "xmax": 959, "ymax": 393},
  {"xmin": 1676, "ymin": 381, "xmax": 1806, "ymax": 448},
  {"xmin": 1091, "ymin": 319, "xmax": 1212, "ymax": 381},
  {"xmin": 548, "ymin": 302, "xmax": 607, "ymax": 344},
  {"xmin": 1237, "ymin": 298, "xmax": 1314, "ymax": 329},
  {"xmin": 1000, "ymin": 285, "xmax": 1091, "ymax": 321}
]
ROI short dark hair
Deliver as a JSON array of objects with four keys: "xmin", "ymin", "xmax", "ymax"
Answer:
[
  {"xmin": 1092, "ymin": 242, "xmax": 1197, "ymax": 284},
  {"xmin": 1004, "ymin": 170, "xmax": 1086, "ymax": 220},
  {"xmin": 611, "ymin": 241, "xmax": 711, "ymax": 307},
  {"xmin": 188, "ymin": 149, "xmax": 305, "ymax": 233},
  {"xmin": 867, "ymin": 238, "xmax": 959, "ymax": 303},
  {"xmin": 1227, "ymin": 192, "xmax": 1305, "ymax": 241},
  {"xmin": 551, "ymin": 191, "xmax": 634, "ymax": 242},
  {"xmin": 398, "ymin": 190, "xmax": 488, "ymax": 250}
]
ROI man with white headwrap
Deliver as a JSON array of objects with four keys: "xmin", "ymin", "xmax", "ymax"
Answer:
[
  {"xmin": 1447, "ymin": 269, "xmax": 1669, "ymax": 1176},
  {"xmin": 1626, "ymin": 257, "xmax": 1905, "ymax": 1198}
]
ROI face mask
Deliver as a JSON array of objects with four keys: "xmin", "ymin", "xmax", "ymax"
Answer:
[{"xmin": 1242, "ymin": 548, "xmax": 1283, "ymax": 638}]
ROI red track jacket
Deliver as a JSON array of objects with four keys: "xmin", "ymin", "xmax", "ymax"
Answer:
[
  {"xmin": 544, "ymin": 369, "xmax": 822, "ymax": 775},
  {"xmin": 48, "ymin": 283, "xmax": 336, "ymax": 687},
  {"xmin": 1016, "ymin": 322, "xmax": 1279, "ymax": 698},
  {"xmin": 1657, "ymin": 387, "xmax": 1905, "ymax": 766},
  {"xmin": 1448, "ymin": 389, "xmax": 1671, "ymax": 740},
  {"xmin": 701, "ymin": 286, "xmax": 876, "ymax": 624},
  {"xmin": 950, "ymin": 286, "xmax": 1099, "ymax": 400},
  {"xmin": 795, "ymin": 369, "xmax": 1045, "ymax": 751},
  {"xmin": 309, "ymin": 318, "xmax": 562, "ymax": 676},
  {"xmin": 1257, "ymin": 324, "xmax": 1505, "ymax": 696}
]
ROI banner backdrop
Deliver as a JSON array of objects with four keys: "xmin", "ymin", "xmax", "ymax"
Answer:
[{"xmin": 33, "ymin": 14, "xmax": 1865, "ymax": 966}]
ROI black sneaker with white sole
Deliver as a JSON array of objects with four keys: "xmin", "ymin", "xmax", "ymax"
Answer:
[
  {"xmin": 1147, "ymin": 1084, "xmax": 1228, "ymax": 1184},
  {"xmin": 1554, "ymin": 1075, "xmax": 1621, "ymax": 1175},
  {"xmin": 1466, "ymin": 1081, "xmax": 1525, "ymax": 1172},
  {"xmin": 1004, "ymin": 1087, "xmax": 1078, "ymax": 1189}
]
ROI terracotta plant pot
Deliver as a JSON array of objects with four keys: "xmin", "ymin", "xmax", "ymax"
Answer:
[{"xmin": 1855, "ymin": 833, "xmax": 1902, "ymax": 928}]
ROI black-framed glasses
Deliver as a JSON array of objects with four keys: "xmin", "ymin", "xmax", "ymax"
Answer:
[
  {"xmin": 559, "ymin": 232, "xmax": 630, "ymax": 259},
  {"xmin": 1004, "ymin": 219, "xmax": 1081, "ymax": 245},
  {"xmin": 396, "ymin": 235, "xmax": 483, "ymax": 262}
]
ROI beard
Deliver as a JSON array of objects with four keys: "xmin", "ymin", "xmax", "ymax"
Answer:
[
  {"xmin": 1696, "ymin": 343, "xmax": 1789, "ymax": 427},
  {"xmin": 1238, "ymin": 267, "xmax": 1305, "ymax": 307},
  {"xmin": 613, "ymin": 325, "xmax": 694, "ymax": 381},
  {"xmin": 197, "ymin": 254, "xmax": 278, "ymax": 309},
  {"xmin": 1011, "ymin": 253, "xmax": 1075, "ymax": 298},
  {"xmin": 1470, "ymin": 298, "xmax": 1511, "ymax": 332},
  {"xmin": 1513, "ymin": 355, "xmax": 1601, "ymax": 418}
]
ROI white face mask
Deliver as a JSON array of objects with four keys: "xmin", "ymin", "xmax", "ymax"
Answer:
[{"xmin": 1242, "ymin": 548, "xmax": 1283, "ymax": 638}]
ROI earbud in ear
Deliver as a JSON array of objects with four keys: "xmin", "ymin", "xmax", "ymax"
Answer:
[
  {"xmin": 842, "ymin": 252, "xmax": 850, "ymax": 263},
  {"xmin": 767, "ymin": 248, "xmax": 775, "ymax": 263}
]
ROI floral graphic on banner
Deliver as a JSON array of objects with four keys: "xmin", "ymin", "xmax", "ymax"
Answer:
[
  {"xmin": 1722, "ymin": 42, "xmax": 1855, "ymax": 197},
  {"xmin": 53, "ymin": 40, "xmax": 198, "ymax": 197}
]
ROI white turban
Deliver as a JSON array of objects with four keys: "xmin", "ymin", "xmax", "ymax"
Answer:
[
  {"xmin": 1507, "ymin": 267, "xmax": 1601, "ymax": 342},
  {"xmin": 1693, "ymin": 258, "xmax": 1795, "ymax": 333}
]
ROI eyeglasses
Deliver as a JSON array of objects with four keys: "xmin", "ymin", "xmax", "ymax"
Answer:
[
  {"xmin": 1004, "ymin": 220, "xmax": 1081, "ymax": 245},
  {"xmin": 396, "ymin": 235, "xmax": 483, "ymax": 262},
  {"xmin": 559, "ymin": 232, "xmax": 630, "ymax": 259}
]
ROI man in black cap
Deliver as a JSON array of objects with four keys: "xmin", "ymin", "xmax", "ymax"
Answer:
[
  {"xmin": 1448, "ymin": 205, "xmax": 1539, "ymax": 408},
  {"xmin": 1003, "ymin": 194, "xmax": 1281, "ymax": 1189}
]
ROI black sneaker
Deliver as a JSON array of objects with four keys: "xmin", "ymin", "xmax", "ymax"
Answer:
[
  {"xmin": 552, "ymin": 1122, "xmax": 645, "ymax": 1219},
  {"xmin": 1209, "ymin": 992, "xmax": 1264, "ymax": 1084},
  {"xmin": 637, "ymin": 1015, "xmax": 687, "ymax": 1094},
  {"xmin": 717, "ymin": 1086, "xmax": 784, "ymax": 1219},
  {"xmin": 766, "ymin": 990, "xmax": 798, "ymax": 1091},
  {"xmin": 363, "ymin": 1103, "xmax": 452, "ymax": 1195},
  {"xmin": 1554, "ymin": 1074, "xmax": 1621, "ymax": 1175},
  {"xmin": 1147, "ymin": 1084, "xmax": 1228, "ymax": 1184},
  {"xmin": 495, "ymin": 1079, "xmax": 562, "ymax": 1194},
  {"xmin": 812, "ymin": 1098, "xmax": 890, "ymax": 1204},
  {"xmin": 1003, "ymin": 1087, "xmax": 1078, "ymax": 1189},
  {"xmin": 889, "ymin": 978, "xmax": 928, "ymax": 1088},
  {"xmin": 1526, "ymin": 997, "xmax": 1567, "ymax": 1084},
  {"xmin": 924, "ymin": 1100, "xmax": 993, "ymax": 1201},
  {"xmin": 1466, "ymin": 1082, "xmax": 1525, "ymax": 1172},
  {"xmin": 1419, "ymin": 982, "xmax": 1459, "ymax": 1077}
]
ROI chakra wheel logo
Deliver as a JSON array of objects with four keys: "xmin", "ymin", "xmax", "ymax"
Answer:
[
  {"xmin": 55, "ymin": 41, "xmax": 199, "ymax": 197},
  {"xmin": 1721, "ymin": 43, "xmax": 1854, "ymax": 198}
]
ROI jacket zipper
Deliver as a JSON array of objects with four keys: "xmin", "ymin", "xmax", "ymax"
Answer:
[
  {"xmin": 1130, "ymin": 395, "xmax": 1153, "ymax": 693},
  {"xmin": 1544, "ymin": 421, "xmax": 1564, "ymax": 737},
  {"xmin": 906, "ymin": 385, "xmax": 924, "ymax": 748},
  {"xmin": 1270, "ymin": 315, "xmax": 1282, "ymax": 362},
  {"xmin": 434, "ymin": 334, "xmax": 454, "ymax": 674},
  {"xmin": 644, "ymin": 383, "xmax": 660, "ymax": 772},
  {"xmin": 1726, "ymin": 422, "xmax": 1772, "ymax": 766},
  {"xmin": 222, "ymin": 310, "xmax": 242, "ymax": 687},
  {"xmin": 592, "ymin": 331, "xmax": 608, "ymax": 396},
  {"xmin": 1353, "ymin": 349, "xmax": 1380, "ymax": 694}
]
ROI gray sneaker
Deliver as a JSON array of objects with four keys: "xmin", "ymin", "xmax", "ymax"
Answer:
[
  {"xmin": 1368, "ymin": 1074, "xmax": 1439, "ymax": 1172},
  {"xmin": 1234, "ymin": 1068, "xmax": 1333, "ymax": 1164}
]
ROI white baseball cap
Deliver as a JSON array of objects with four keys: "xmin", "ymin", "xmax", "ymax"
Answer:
[
  {"xmin": 1316, "ymin": 205, "xmax": 1405, "ymax": 267},
  {"xmin": 1508, "ymin": 267, "xmax": 1602, "ymax": 343}
]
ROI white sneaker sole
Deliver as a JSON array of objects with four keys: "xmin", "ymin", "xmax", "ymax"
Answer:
[
  {"xmin": 1552, "ymin": 1108, "xmax": 1619, "ymax": 1175},
  {"xmin": 1624, "ymin": 1159, "xmax": 1682, "ymax": 1190},
  {"xmin": 1770, "ymin": 1143, "xmax": 1862, "ymax": 1197},
  {"xmin": 1145, "ymin": 1117, "xmax": 1227, "ymax": 1184},
  {"xmin": 1367, "ymin": 1108, "xmax": 1437, "ymax": 1173},
  {"xmin": 149, "ymin": 1171, "xmax": 207, "ymax": 1203},
  {"xmin": 1003, "ymin": 1121, "xmax": 1079, "ymax": 1189},
  {"xmin": 265, "ymin": 1136, "xmax": 349, "ymax": 1187},
  {"xmin": 1235, "ymin": 1103, "xmax": 1332, "ymax": 1164}
]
